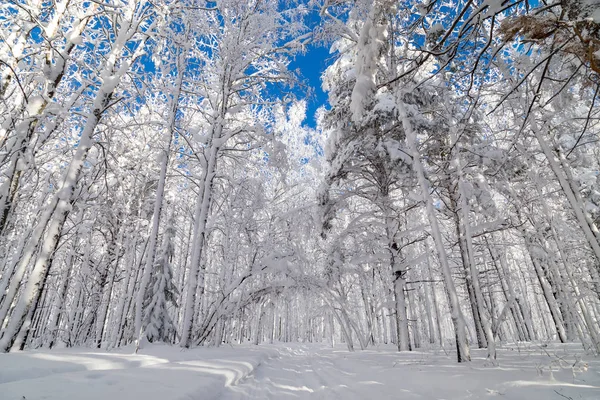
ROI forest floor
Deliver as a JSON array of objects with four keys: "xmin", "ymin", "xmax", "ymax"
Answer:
[{"xmin": 0, "ymin": 342, "xmax": 598, "ymax": 400}]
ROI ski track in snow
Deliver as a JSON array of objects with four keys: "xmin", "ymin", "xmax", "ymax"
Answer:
[{"xmin": 0, "ymin": 343, "xmax": 599, "ymax": 400}]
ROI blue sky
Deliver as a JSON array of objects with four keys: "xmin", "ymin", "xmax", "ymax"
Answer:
[
  {"xmin": 287, "ymin": 5, "xmax": 333, "ymax": 129},
  {"xmin": 288, "ymin": 44, "xmax": 331, "ymax": 129}
]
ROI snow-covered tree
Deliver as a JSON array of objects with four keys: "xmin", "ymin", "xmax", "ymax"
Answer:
[{"xmin": 142, "ymin": 215, "xmax": 178, "ymax": 345}]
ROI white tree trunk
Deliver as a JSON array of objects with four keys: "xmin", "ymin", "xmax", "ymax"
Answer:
[
  {"xmin": 532, "ymin": 122, "xmax": 600, "ymax": 266},
  {"xmin": 0, "ymin": 3, "xmax": 142, "ymax": 351},
  {"xmin": 458, "ymin": 179, "xmax": 496, "ymax": 359},
  {"xmin": 135, "ymin": 49, "xmax": 184, "ymax": 344},
  {"xmin": 398, "ymin": 100, "xmax": 470, "ymax": 362}
]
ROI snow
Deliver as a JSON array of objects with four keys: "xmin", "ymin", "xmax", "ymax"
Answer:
[
  {"xmin": 1, "ymin": 343, "xmax": 598, "ymax": 400},
  {"xmin": 100, "ymin": 74, "xmax": 121, "ymax": 94},
  {"xmin": 26, "ymin": 96, "xmax": 44, "ymax": 115},
  {"xmin": 373, "ymin": 92, "xmax": 397, "ymax": 114},
  {"xmin": 228, "ymin": 343, "xmax": 600, "ymax": 399},
  {"xmin": 350, "ymin": 4, "xmax": 386, "ymax": 122},
  {"xmin": 65, "ymin": 29, "xmax": 83, "ymax": 45},
  {"xmin": 559, "ymin": 134, "xmax": 576, "ymax": 150},
  {"xmin": 0, "ymin": 344, "xmax": 277, "ymax": 400},
  {"xmin": 480, "ymin": 0, "xmax": 505, "ymax": 15},
  {"xmin": 593, "ymin": 8, "xmax": 600, "ymax": 24}
]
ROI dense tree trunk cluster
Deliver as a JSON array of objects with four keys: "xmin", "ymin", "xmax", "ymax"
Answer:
[{"xmin": 317, "ymin": 0, "xmax": 600, "ymax": 362}]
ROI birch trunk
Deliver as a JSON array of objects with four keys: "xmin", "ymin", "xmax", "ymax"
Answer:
[
  {"xmin": 425, "ymin": 243, "xmax": 444, "ymax": 346},
  {"xmin": 47, "ymin": 251, "xmax": 73, "ymax": 348},
  {"xmin": 458, "ymin": 180, "xmax": 496, "ymax": 359},
  {"xmin": 398, "ymin": 100, "xmax": 470, "ymax": 362},
  {"xmin": 0, "ymin": 3, "xmax": 144, "ymax": 351},
  {"xmin": 532, "ymin": 122, "xmax": 600, "ymax": 266},
  {"xmin": 0, "ymin": 4, "xmax": 92, "ymax": 235},
  {"xmin": 180, "ymin": 75, "xmax": 231, "ymax": 347},
  {"xmin": 525, "ymin": 235, "xmax": 567, "ymax": 342}
]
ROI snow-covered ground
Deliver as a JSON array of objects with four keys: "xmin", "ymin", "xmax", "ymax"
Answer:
[
  {"xmin": 1, "ymin": 343, "xmax": 598, "ymax": 400},
  {"xmin": 0, "ymin": 344, "xmax": 276, "ymax": 400}
]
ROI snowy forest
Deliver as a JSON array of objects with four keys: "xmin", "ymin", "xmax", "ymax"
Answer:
[{"xmin": 1, "ymin": 0, "xmax": 600, "ymax": 380}]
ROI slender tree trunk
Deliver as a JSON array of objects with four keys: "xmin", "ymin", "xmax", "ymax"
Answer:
[
  {"xmin": 398, "ymin": 100, "xmax": 470, "ymax": 362},
  {"xmin": 0, "ymin": 2, "xmax": 90, "ymax": 235},
  {"xmin": 96, "ymin": 232, "xmax": 120, "ymax": 349},
  {"xmin": 180, "ymin": 77, "xmax": 231, "ymax": 347},
  {"xmin": 333, "ymin": 308, "xmax": 354, "ymax": 352},
  {"xmin": 525, "ymin": 234, "xmax": 567, "ymax": 342},
  {"xmin": 532, "ymin": 122, "xmax": 600, "ymax": 266},
  {"xmin": 47, "ymin": 251, "xmax": 74, "ymax": 349},
  {"xmin": 135, "ymin": 49, "xmax": 184, "ymax": 343},
  {"xmin": 486, "ymin": 240, "xmax": 529, "ymax": 342},
  {"xmin": 425, "ymin": 245, "xmax": 443, "ymax": 346},
  {"xmin": 457, "ymin": 180, "xmax": 495, "ymax": 358},
  {"xmin": 0, "ymin": 7, "xmax": 143, "ymax": 351}
]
